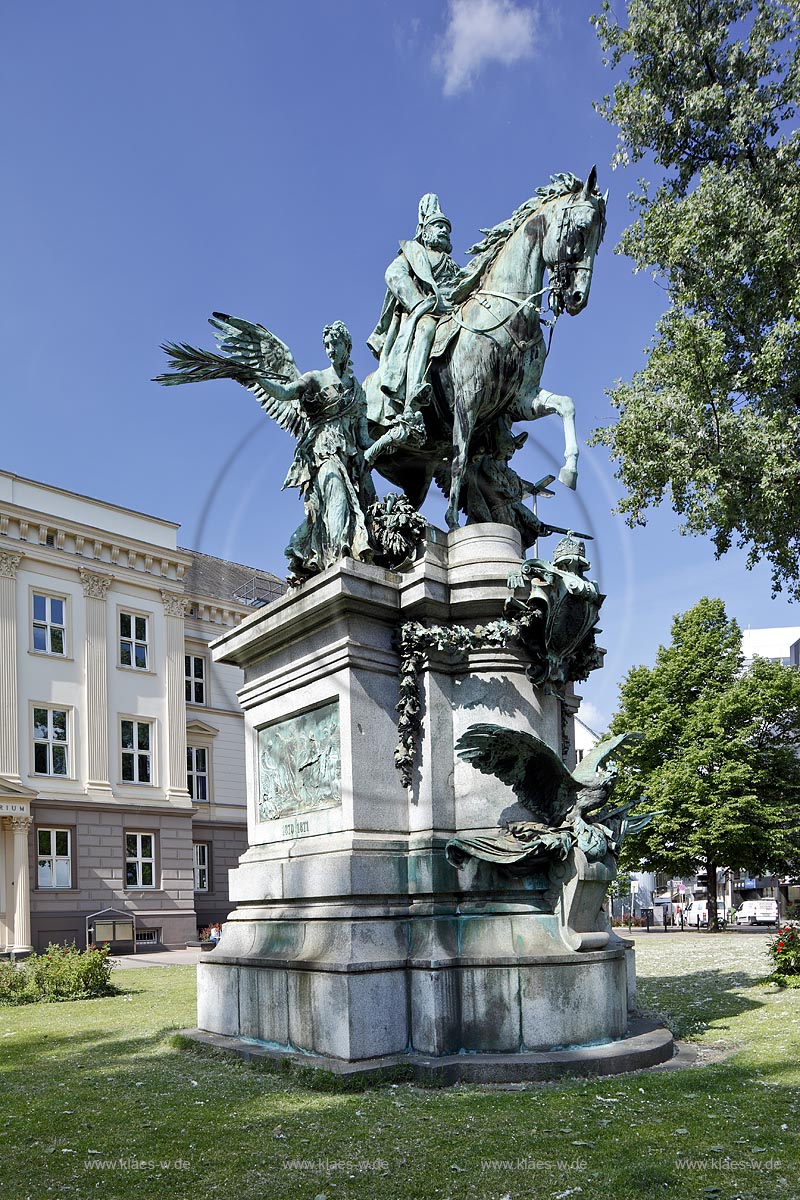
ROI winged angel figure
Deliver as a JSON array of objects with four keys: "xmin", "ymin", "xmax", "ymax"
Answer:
[
  {"xmin": 446, "ymin": 723, "xmax": 653, "ymax": 872},
  {"xmin": 156, "ymin": 315, "xmax": 377, "ymax": 584}
]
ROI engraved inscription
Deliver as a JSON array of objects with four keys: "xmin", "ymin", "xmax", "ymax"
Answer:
[
  {"xmin": 258, "ymin": 700, "xmax": 341, "ymax": 822},
  {"xmin": 282, "ymin": 818, "xmax": 311, "ymax": 838}
]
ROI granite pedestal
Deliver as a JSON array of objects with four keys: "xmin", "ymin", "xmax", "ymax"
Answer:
[{"xmin": 193, "ymin": 524, "xmax": 667, "ymax": 1078}]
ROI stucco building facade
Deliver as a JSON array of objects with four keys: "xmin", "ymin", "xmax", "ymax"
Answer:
[{"xmin": 0, "ymin": 470, "xmax": 283, "ymax": 952}]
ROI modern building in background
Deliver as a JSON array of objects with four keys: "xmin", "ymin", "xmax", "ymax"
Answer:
[
  {"xmin": 0, "ymin": 470, "xmax": 283, "ymax": 953},
  {"xmin": 741, "ymin": 626, "xmax": 800, "ymax": 667}
]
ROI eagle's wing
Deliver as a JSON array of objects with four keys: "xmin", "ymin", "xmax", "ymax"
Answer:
[
  {"xmin": 155, "ymin": 311, "xmax": 305, "ymax": 439},
  {"xmin": 455, "ymin": 723, "xmax": 578, "ymax": 825},
  {"xmin": 571, "ymin": 732, "xmax": 641, "ymax": 786}
]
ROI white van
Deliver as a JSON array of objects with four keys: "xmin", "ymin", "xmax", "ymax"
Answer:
[
  {"xmin": 683, "ymin": 899, "xmax": 727, "ymax": 927},
  {"xmin": 735, "ymin": 899, "xmax": 779, "ymax": 926}
]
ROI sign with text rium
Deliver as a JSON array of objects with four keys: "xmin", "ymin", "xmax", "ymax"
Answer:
[{"xmin": 0, "ymin": 801, "xmax": 30, "ymax": 816}]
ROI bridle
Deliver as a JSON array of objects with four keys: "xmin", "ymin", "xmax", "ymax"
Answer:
[
  {"xmin": 549, "ymin": 197, "xmax": 596, "ymax": 316},
  {"xmin": 447, "ymin": 196, "xmax": 598, "ymax": 353}
]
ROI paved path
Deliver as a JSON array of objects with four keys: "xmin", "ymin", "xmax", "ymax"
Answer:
[
  {"xmin": 110, "ymin": 947, "xmax": 204, "ymax": 969},
  {"xmin": 617, "ymin": 924, "xmax": 776, "ymax": 938}
]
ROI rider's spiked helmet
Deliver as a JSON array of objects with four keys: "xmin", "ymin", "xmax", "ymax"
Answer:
[{"xmin": 416, "ymin": 193, "xmax": 452, "ymax": 238}]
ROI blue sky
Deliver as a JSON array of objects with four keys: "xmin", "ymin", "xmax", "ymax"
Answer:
[{"xmin": 2, "ymin": 0, "xmax": 797, "ymax": 726}]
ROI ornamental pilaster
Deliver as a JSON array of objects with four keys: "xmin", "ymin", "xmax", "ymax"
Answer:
[
  {"xmin": 0, "ymin": 552, "xmax": 22, "ymax": 778},
  {"xmin": 9, "ymin": 815, "xmax": 33, "ymax": 953},
  {"xmin": 161, "ymin": 590, "xmax": 189, "ymax": 799},
  {"xmin": 79, "ymin": 568, "xmax": 114, "ymax": 601},
  {"xmin": 81, "ymin": 571, "xmax": 114, "ymax": 789}
]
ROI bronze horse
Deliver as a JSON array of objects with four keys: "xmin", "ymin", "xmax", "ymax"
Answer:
[{"xmin": 364, "ymin": 170, "xmax": 607, "ymax": 530}]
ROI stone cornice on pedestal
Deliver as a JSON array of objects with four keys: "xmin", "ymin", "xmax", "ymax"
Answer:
[
  {"xmin": 211, "ymin": 556, "xmax": 402, "ymax": 670},
  {"xmin": 211, "ymin": 523, "xmax": 524, "ymax": 672}
]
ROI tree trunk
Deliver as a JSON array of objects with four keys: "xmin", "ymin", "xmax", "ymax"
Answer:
[{"xmin": 707, "ymin": 859, "xmax": 720, "ymax": 932}]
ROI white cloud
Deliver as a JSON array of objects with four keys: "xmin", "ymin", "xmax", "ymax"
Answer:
[
  {"xmin": 435, "ymin": 0, "xmax": 540, "ymax": 96},
  {"xmin": 576, "ymin": 700, "xmax": 606, "ymax": 736}
]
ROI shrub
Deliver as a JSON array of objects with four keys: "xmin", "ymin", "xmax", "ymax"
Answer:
[
  {"xmin": 0, "ymin": 960, "xmax": 38, "ymax": 1005},
  {"xmin": 0, "ymin": 942, "xmax": 115, "ymax": 1005},
  {"xmin": 768, "ymin": 925, "xmax": 800, "ymax": 978}
]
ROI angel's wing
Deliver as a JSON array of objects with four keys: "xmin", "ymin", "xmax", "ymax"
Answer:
[
  {"xmin": 571, "ymin": 732, "xmax": 641, "ymax": 787},
  {"xmin": 455, "ymin": 723, "xmax": 578, "ymax": 825},
  {"xmin": 154, "ymin": 311, "xmax": 305, "ymax": 439},
  {"xmin": 210, "ymin": 313, "xmax": 306, "ymax": 439}
]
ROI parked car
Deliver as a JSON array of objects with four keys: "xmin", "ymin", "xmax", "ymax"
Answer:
[
  {"xmin": 683, "ymin": 899, "xmax": 727, "ymax": 927},
  {"xmin": 735, "ymin": 899, "xmax": 779, "ymax": 926}
]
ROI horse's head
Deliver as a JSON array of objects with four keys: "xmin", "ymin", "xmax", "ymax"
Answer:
[{"xmin": 537, "ymin": 167, "xmax": 607, "ymax": 317}]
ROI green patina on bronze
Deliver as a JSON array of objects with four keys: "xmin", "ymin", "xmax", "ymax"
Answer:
[
  {"xmin": 447, "ymin": 725, "xmax": 654, "ymax": 874},
  {"xmin": 506, "ymin": 531, "xmax": 605, "ymax": 692},
  {"xmin": 155, "ymin": 170, "xmax": 606, "ymax": 567},
  {"xmin": 158, "ymin": 317, "xmax": 377, "ymax": 585},
  {"xmin": 257, "ymin": 700, "xmax": 341, "ymax": 822}
]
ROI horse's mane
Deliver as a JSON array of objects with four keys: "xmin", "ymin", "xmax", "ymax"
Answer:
[{"xmin": 449, "ymin": 172, "xmax": 605, "ymax": 304}]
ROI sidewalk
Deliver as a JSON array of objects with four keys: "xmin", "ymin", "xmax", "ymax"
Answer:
[
  {"xmin": 109, "ymin": 946, "xmax": 203, "ymax": 969},
  {"xmin": 616, "ymin": 924, "xmax": 773, "ymax": 937}
]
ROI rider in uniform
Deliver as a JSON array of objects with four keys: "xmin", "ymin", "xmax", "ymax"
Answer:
[{"xmin": 367, "ymin": 194, "xmax": 460, "ymax": 448}]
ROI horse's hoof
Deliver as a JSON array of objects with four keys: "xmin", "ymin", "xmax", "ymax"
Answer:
[{"xmin": 558, "ymin": 465, "xmax": 578, "ymax": 490}]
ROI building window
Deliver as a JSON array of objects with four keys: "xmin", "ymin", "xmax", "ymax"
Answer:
[
  {"xmin": 33, "ymin": 707, "xmax": 69, "ymax": 776},
  {"xmin": 32, "ymin": 593, "xmax": 66, "ymax": 656},
  {"xmin": 119, "ymin": 611, "xmax": 149, "ymax": 670},
  {"xmin": 187, "ymin": 745, "xmax": 209, "ymax": 802},
  {"xmin": 121, "ymin": 719, "xmax": 153, "ymax": 784},
  {"xmin": 126, "ymin": 832, "xmax": 156, "ymax": 888},
  {"xmin": 37, "ymin": 828, "xmax": 72, "ymax": 888},
  {"xmin": 193, "ymin": 843, "xmax": 210, "ymax": 892},
  {"xmin": 185, "ymin": 654, "xmax": 206, "ymax": 705}
]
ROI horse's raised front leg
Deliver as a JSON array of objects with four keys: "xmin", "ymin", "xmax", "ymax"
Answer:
[{"xmin": 511, "ymin": 387, "xmax": 578, "ymax": 490}]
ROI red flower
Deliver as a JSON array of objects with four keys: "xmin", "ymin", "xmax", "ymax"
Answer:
[{"xmin": 777, "ymin": 942, "xmax": 785, "ymax": 951}]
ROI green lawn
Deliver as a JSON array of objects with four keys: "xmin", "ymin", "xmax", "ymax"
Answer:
[{"xmin": 2, "ymin": 934, "xmax": 798, "ymax": 1200}]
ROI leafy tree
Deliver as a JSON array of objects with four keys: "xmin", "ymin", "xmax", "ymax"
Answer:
[
  {"xmin": 591, "ymin": 1, "xmax": 800, "ymax": 597},
  {"xmin": 609, "ymin": 597, "xmax": 800, "ymax": 929}
]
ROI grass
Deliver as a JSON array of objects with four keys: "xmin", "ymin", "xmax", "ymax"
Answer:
[{"xmin": 1, "ymin": 935, "xmax": 798, "ymax": 1200}]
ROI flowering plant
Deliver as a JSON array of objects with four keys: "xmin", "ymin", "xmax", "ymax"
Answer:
[
  {"xmin": 768, "ymin": 925, "xmax": 800, "ymax": 977},
  {"xmin": 0, "ymin": 942, "xmax": 115, "ymax": 1006}
]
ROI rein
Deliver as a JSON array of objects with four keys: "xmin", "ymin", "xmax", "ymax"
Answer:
[{"xmin": 449, "ymin": 285, "xmax": 556, "ymax": 353}]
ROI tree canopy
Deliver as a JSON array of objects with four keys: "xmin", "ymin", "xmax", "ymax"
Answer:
[
  {"xmin": 591, "ymin": 0, "xmax": 800, "ymax": 597},
  {"xmin": 609, "ymin": 597, "xmax": 800, "ymax": 925}
]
